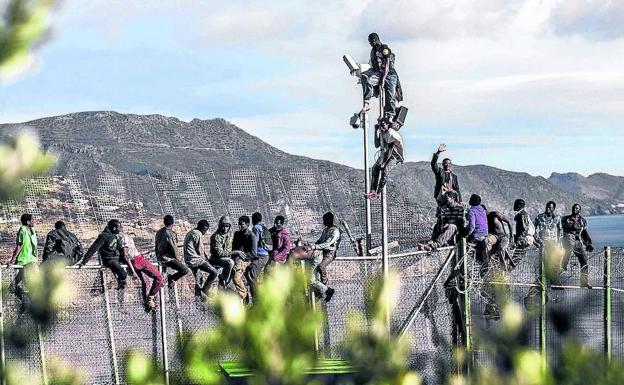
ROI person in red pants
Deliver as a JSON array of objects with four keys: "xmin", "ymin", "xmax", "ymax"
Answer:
[{"xmin": 120, "ymin": 231, "xmax": 163, "ymax": 310}]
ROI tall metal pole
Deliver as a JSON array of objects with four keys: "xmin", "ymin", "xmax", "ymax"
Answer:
[
  {"xmin": 102, "ymin": 271, "xmax": 121, "ymax": 385},
  {"xmin": 158, "ymin": 266, "xmax": 170, "ymax": 385},
  {"xmin": 380, "ymin": 185, "xmax": 390, "ymax": 330},
  {"xmin": 604, "ymin": 246, "xmax": 612, "ymax": 362},
  {"xmin": 362, "ymin": 111, "xmax": 372, "ymax": 254},
  {"xmin": 540, "ymin": 255, "xmax": 547, "ymax": 371},
  {"xmin": 460, "ymin": 239, "xmax": 472, "ymax": 376},
  {"xmin": 0, "ymin": 269, "xmax": 6, "ymax": 385},
  {"xmin": 37, "ymin": 324, "xmax": 48, "ymax": 385}
]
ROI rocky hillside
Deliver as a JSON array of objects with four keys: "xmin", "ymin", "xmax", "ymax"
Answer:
[
  {"xmin": 548, "ymin": 172, "xmax": 624, "ymax": 210},
  {"xmin": 0, "ymin": 111, "xmax": 616, "ymax": 217}
]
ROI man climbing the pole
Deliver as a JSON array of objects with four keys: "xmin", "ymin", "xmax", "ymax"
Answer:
[
  {"xmin": 360, "ymin": 32, "xmax": 403, "ymax": 121},
  {"xmin": 366, "ymin": 123, "xmax": 405, "ymax": 199}
]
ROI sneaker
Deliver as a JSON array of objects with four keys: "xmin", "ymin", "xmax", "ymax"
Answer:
[
  {"xmin": 360, "ymin": 101, "xmax": 371, "ymax": 114},
  {"xmin": 483, "ymin": 305, "xmax": 500, "ymax": 320},
  {"xmin": 418, "ymin": 244, "xmax": 433, "ymax": 252},
  {"xmin": 146, "ymin": 296, "xmax": 157, "ymax": 310},
  {"xmin": 324, "ymin": 288, "xmax": 335, "ymax": 302},
  {"xmin": 363, "ymin": 192, "xmax": 380, "ymax": 200}
]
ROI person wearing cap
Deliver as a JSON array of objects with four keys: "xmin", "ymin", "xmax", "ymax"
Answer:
[{"xmin": 360, "ymin": 32, "xmax": 403, "ymax": 120}]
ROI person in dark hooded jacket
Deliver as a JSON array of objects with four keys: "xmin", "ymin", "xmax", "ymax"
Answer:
[
  {"xmin": 42, "ymin": 221, "xmax": 83, "ymax": 264},
  {"xmin": 76, "ymin": 219, "xmax": 127, "ymax": 289}
]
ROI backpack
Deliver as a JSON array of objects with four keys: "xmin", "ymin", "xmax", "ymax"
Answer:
[{"xmin": 257, "ymin": 224, "xmax": 272, "ymax": 250}]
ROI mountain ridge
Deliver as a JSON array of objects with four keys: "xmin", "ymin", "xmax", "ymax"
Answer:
[{"xmin": 1, "ymin": 111, "xmax": 620, "ymax": 216}]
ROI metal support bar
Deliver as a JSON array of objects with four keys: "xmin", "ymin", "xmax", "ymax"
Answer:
[
  {"xmin": 398, "ymin": 250, "xmax": 456, "ymax": 339},
  {"xmin": 459, "ymin": 239, "xmax": 471, "ymax": 375},
  {"xmin": 540, "ymin": 254, "xmax": 547, "ymax": 371},
  {"xmin": 102, "ymin": 271, "xmax": 121, "ymax": 385},
  {"xmin": 158, "ymin": 266, "xmax": 170, "ymax": 385},
  {"xmin": 37, "ymin": 324, "xmax": 48, "ymax": 385},
  {"xmin": 380, "ymin": 185, "xmax": 390, "ymax": 330},
  {"xmin": 301, "ymin": 261, "xmax": 319, "ymax": 354},
  {"xmin": 0, "ymin": 269, "xmax": 5, "ymax": 385},
  {"xmin": 604, "ymin": 246, "xmax": 612, "ymax": 362},
  {"xmin": 362, "ymin": 110, "xmax": 372, "ymax": 253}
]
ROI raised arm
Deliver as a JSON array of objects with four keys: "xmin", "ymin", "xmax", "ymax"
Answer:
[
  {"xmin": 431, "ymin": 144, "xmax": 446, "ymax": 174},
  {"xmin": 431, "ymin": 151, "xmax": 441, "ymax": 174}
]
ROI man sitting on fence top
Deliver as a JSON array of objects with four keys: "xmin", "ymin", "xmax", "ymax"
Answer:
[
  {"xmin": 269, "ymin": 215, "xmax": 292, "ymax": 265},
  {"xmin": 419, "ymin": 191, "xmax": 465, "ymax": 251},
  {"xmin": 247, "ymin": 212, "xmax": 271, "ymax": 300},
  {"xmin": 76, "ymin": 219, "xmax": 127, "ymax": 290},
  {"xmin": 42, "ymin": 220, "xmax": 83, "ymax": 265},
  {"xmin": 308, "ymin": 212, "xmax": 339, "ymax": 302},
  {"xmin": 120, "ymin": 230, "xmax": 163, "ymax": 311},
  {"xmin": 155, "ymin": 215, "xmax": 191, "ymax": 289},
  {"xmin": 183, "ymin": 220, "xmax": 221, "ymax": 302},
  {"xmin": 466, "ymin": 194, "xmax": 488, "ymax": 266},
  {"xmin": 485, "ymin": 209, "xmax": 514, "ymax": 266},
  {"xmin": 431, "ymin": 144, "xmax": 462, "ymax": 207},
  {"xmin": 11, "ymin": 213, "xmax": 39, "ymax": 308},
  {"xmin": 209, "ymin": 215, "xmax": 235, "ymax": 288},
  {"xmin": 512, "ymin": 199, "xmax": 535, "ymax": 249},
  {"xmin": 231, "ymin": 215, "xmax": 257, "ymax": 305},
  {"xmin": 561, "ymin": 203, "xmax": 594, "ymax": 288}
]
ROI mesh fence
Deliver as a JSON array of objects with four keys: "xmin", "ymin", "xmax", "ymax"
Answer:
[
  {"xmin": 0, "ymin": 171, "xmax": 621, "ymax": 384},
  {"xmin": 466, "ymin": 245, "xmax": 624, "ymax": 369},
  {"xmin": 0, "ymin": 169, "xmax": 436, "ymax": 262}
]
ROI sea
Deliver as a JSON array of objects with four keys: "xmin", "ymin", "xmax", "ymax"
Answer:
[{"xmin": 586, "ymin": 214, "xmax": 624, "ymax": 248}]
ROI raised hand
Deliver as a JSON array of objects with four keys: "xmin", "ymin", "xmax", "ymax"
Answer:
[{"xmin": 437, "ymin": 143, "xmax": 447, "ymax": 153}]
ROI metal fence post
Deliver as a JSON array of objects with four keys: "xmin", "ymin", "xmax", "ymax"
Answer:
[
  {"xmin": 540, "ymin": 255, "xmax": 547, "ymax": 371},
  {"xmin": 102, "ymin": 271, "xmax": 121, "ymax": 385},
  {"xmin": 380, "ymin": 185, "xmax": 390, "ymax": 331},
  {"xmin": 37, "ymin": 324, "xmax": 48, "ymax": 385},
  {"xmin": 459, "ymin": 238, "xmax": 472, "ymax": 374},
  {"xmin": 301, "ymin": 261, "xmax": 319, "ymax": 354},
  {"xmin": 158, "ymin": 266, "xmax": 170, "ymax": 385},
  {"xmin": 0, "ymin": 268, "xmax": 6, "ymax": 385},
  {"xmin": 604, "ymin": 246, "xmax": 612, "ymax": 362}
]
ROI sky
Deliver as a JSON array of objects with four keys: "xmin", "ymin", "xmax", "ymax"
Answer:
[{"xmin": 1, "ymin": 0, "xmax": 623, "ymax": 177}]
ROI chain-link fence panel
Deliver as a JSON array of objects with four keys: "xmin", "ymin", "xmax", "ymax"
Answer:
[{"xmin": 2, "ymin": 268, "xmax": 45, "ymax": 384}]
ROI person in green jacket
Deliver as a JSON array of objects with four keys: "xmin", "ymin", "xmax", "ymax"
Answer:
[{"xmin": 11, "ymin": 214, "xmax": 39, "ymax": 304}]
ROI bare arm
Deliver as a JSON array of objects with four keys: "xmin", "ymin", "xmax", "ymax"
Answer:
[
  {"xmin": 11, "ymin": 245, "xmax": 22, "ymax": 265},
  {"xmin": 122, "ymin": 247, "xmax": 138, "ymax": 278},
  {"xmin": 431, "ymin": 144, "xmax": 446, "ymax": 174},
  {"xmin": 500, "ymin": 213, "xmax": 513, "ymax": 237}
]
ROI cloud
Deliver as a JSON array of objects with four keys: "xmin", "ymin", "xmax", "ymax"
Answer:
[
  {"xmin": 354, "ymin": 0, "xmax": 527, "ymax": 41},
  {"xmin": 548, "ymin": 0, "xmax": 624, "ymax": 41},
  {"xmin": 5, "ymin": 0, "xmax": 624, "ymax": 177}
]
